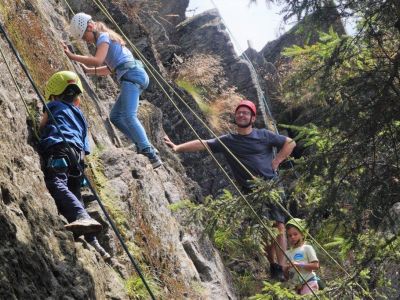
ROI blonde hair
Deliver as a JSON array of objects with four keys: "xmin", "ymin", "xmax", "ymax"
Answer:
[{"xmin": 94, "ymin": 21, "xmax": 126, "ymax": 46}]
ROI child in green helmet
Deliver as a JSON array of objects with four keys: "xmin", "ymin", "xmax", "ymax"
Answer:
[
  {"xmin": 40, "ymin": 71, "xmax": 110, "ymax": 260},
  {"xmin": 283, "ymin": 218, "xmax": 320, "ymax": 295}
]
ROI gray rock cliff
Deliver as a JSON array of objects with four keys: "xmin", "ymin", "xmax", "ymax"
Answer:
[
  {"xmin": 0, "ymin": 1, "xmax": 347, "ymax": 299},
  {"xmin": 0, "ymin": 0, "xmax": 238, "ymax": 298}
]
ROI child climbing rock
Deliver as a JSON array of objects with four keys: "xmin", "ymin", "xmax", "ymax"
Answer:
[{"xmin": 40, "ymin": 70, "xmax": 110, "ymax": 260}]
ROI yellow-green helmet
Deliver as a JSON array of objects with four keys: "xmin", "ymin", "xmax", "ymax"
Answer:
[
  {"xmin": 286, "ymin": 218, "xmax": 307, "ymax": 235},
  {"xmin": 44, "ymin": 71, "xmax": 83, "ymax": 101}
]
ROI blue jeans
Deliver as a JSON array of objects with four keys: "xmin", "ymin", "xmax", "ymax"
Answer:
[{"xmin": 110, "ymin": 67, "xmax": 155, "ymax": 156}]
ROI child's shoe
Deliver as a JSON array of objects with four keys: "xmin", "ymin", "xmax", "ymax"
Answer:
[
  {"xmin": 64, "ymin": 218, "xmax": 102, "ymax": 235},
  {"xmin": 89, "ymin": 239, "xmax": 111, "ymax": 261}
]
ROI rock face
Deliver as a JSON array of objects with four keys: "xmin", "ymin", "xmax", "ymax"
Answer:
[
  {"xmin": 0, "ymin": 0, "xmax": 238, "ymax": 299},
  {"xmin": 148, "ymin": 9, "xmax": 270, "ymax": 195},
  {"xmin": 98, "ymin": 142, "xmax": 234, "ymax": 299},
  {"xmin": 0, "ymin": 49, "xmax": 125, "ymax": 299},
  {"xmin": 175, "ymin": 9, "xmax": 267, "ymax": 127}
]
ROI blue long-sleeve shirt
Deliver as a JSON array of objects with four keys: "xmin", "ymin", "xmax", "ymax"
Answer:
[{"xmin": 40, "ymin": 100, "xmax": 90, "ymax": 154}]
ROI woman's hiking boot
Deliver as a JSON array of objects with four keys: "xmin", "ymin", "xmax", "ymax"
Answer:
[
  {"xmin": 149, "ymin": 155, "xmax": 162, "ymax": 169},
  {"xmin": 64, "ymin": 218, "xmax": 102, "ymax": 235},
  {"xmin": 141, "ymin": 147, "xmax": 162, "ymax": 169}
]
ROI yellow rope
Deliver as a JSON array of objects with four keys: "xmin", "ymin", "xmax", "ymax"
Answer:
[
  {"xmin": 86, "ymin": 1, "xmax": 322, "ymax": 297},
  {"xmin": 61, "ymin": 2, "xmax": 372, "ymax": 298},
  {"xmin": 62, "ymin": 0, "xmax": 75, "ymax": 15}
]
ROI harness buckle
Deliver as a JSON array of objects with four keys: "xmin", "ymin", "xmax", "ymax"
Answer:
[{"xmin": 46, "ymin": 155, "xmax": 69, "ymax": 172}]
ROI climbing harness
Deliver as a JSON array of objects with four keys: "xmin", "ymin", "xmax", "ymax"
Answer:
[
  {"xmin": 46, "ymin": 156, "xmax": 69, "ymax": 171},
  {"xmin": 0, "ymin": 22, "xmax": 157, "ymax": 300}
]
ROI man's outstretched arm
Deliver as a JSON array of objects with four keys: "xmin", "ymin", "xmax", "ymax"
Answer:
[{"xmin": 164, "ymin": 135, "xmax": 208, "ymax": 153}]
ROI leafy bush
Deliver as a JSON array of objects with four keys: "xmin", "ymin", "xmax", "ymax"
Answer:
[
  {"xmin": 125, "ymin": 273, "xmax": 161, "ymax": 300},
  {"xmin": 170, "ymin": 180, "xmax": 288, "ymax": 296}
]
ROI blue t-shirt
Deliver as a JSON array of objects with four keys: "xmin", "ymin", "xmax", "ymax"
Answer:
[
  {"xmin": 40, "ymin": 100, "xmax": 90, "ymax": 154},
  {"xmin": 206, "ymin": 128, "xmax": 287, "ymax": 187},
  {"xmin": 96, "ymin": 32, "xmax": 135, "ymax": 80}
]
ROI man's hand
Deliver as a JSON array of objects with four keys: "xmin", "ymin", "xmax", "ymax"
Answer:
[
  {"xmin": 272, "ymin": 137, "xmax": 296, "ymax": 171},
  {"xmin": 164, "ymin": 135, "xmax": 177, "ymax": 152},
  {"xmin": 271, "ymin": 157, "xmax": 281, "ymax": 171}
]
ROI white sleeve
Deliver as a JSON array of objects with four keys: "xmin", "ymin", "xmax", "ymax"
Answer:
[{"xmin": 305, "ymin": 245, "xmax": 319, "ymax": 262}]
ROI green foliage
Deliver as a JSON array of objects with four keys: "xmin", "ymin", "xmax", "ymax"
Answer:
[
  {"xmin": 249, "ymin": 281, "xmax": 301, "ymax": 300},
  {"xmin": 168, "ymin": 199, "xmax": 197, "ymax": 212},
  {"xmin": 233, "ymin": 270, "xmax": 260, "ymax": 297},
  {"xmin": 175, "ymin": 79, "xmax": 203, "ymax": 102},
  {"xmin": 27, "ymin": 101, "xmax": 41, "ymax": 142},
  {"xmin": 213, "ymin": 227, "xmax": 241, "ymax": 252},
  {"xmin": 280, "ymin": 23, "xmax": 400, "ymax": 230},
  {"xmin": 323, "ymin": 236, "xmax": 345, "ymax": 250},
  {"xmin": 125, "ymin": 273, "xmax": 160, "ymax": 300},
  {"xmin": 176, "ymin": 79, "xmax": 212, "ymax": 115},
  {"xmin": 170, "ymin": 181, "xmax": 289, "ymax": 296},
  {"xmin": 281, "ymin": 123, "xmax": 335, "ymax": 152},
  {"xmin": 126, "ymin": 241, "xmax": 145, "ymax": 261},
  {"xmin": 273, "ymin": 2, "xmax": 400, "ymax": 296},
  {"xmin": 283, "ymin": 27, "xmax": 341, "ymax": 59}
]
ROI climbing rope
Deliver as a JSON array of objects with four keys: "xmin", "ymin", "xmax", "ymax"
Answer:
[
  {"xmin": 62, "ymin": 0, "xmax": 75, "ymax": 15},
  {"xmin": 62, "ymin": 1, "xmax": 372, "ymax": 298},
  {"xmin": 208, "ymin": 2, "xmax": 374, "ymax": 298},
  {"xmin": 0, "ymin": 22, "xmax": 157, "ymax": 300},
  {"xmin": 209, "ymin": 0, "xmax": 299, "ymax": 173},
  {"xmin": 84, "ymin": 1, "xmax": 321, "ymax": 297}
]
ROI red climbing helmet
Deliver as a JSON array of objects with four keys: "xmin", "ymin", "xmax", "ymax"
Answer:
[{"xmin": 235, "ymin": 100, "xmax": 256, "ymax": 116}]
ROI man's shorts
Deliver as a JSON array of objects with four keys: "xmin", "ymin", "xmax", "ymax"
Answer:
[
  {"xmin": 259, "ymin": 201, "xmax": 286, "ymax": 224},
  {"xmin": 242, "ymin": 180, "xmax": 286, "ymax": 224}
]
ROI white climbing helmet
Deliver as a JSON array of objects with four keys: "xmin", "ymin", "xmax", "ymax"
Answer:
[{"xmin": 70, "ymin": 12, "xmax": 92, "ymax": 39}]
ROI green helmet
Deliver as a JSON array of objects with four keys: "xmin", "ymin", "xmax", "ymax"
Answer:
[
  {"xmin": 286, "ymin": 218, "xmax": 307, "ymax": 235},
  {"xmin": 44, "ymin": 71, "xmax": 83, "ymax": 101}
]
